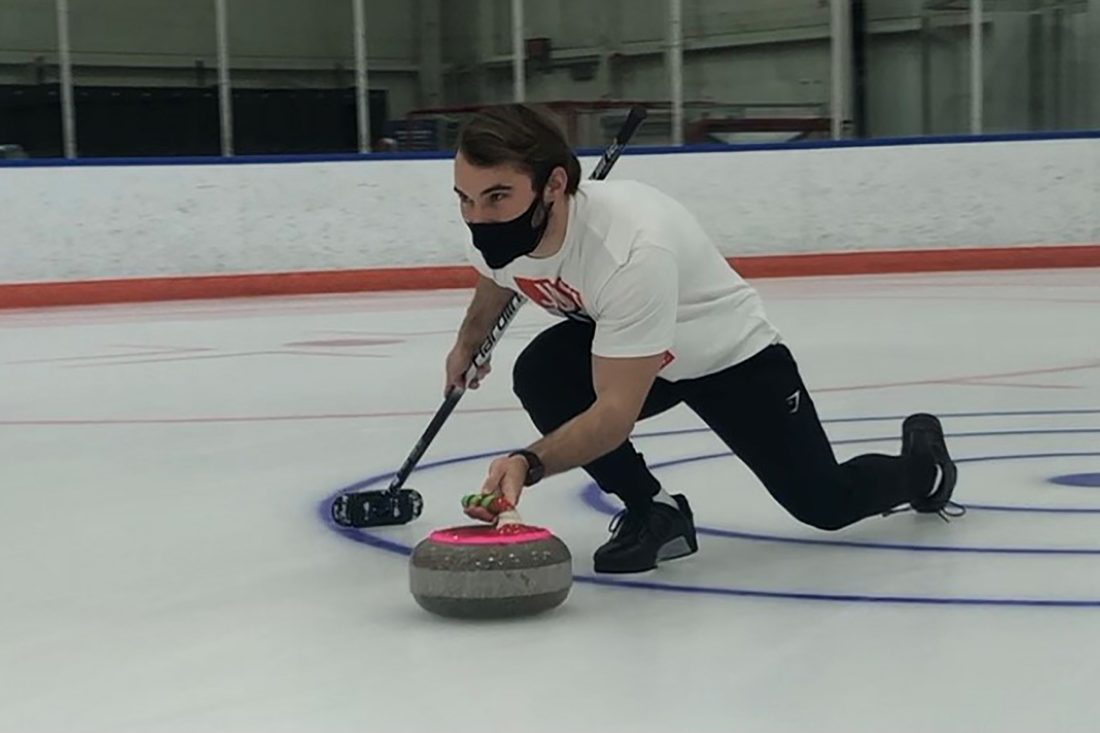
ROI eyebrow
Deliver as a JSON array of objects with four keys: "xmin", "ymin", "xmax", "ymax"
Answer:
[{"xmin": 454, "ymin": 184, "xmax": 514, "ymax": 199}]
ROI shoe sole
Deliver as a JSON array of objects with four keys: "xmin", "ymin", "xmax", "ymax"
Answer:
[
  {"xmin": 668, "ymin": 494, "xmax": 699, "ymax": 560},
  {"xmin": 657, "ymin": 535, "xmax": 697, "ymax": 561},
  {"xmin": 592, "ymin": 496, "xmax": 700, "ymax": 573},
  {"xmin": 593, "ymin": 561, "xmax": 656, "ymax": 574},
  {"xmin": 594, "ymin": 534, "xmax": 699, "ymax": 574}
]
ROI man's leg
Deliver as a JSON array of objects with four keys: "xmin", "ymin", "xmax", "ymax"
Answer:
[
  {"xmin": 512, "ymin": 319, "xmax": 680, "ymax": 511},
  {"xmin": 681, "ymin": 344, "xmax": 942, "ymax": 530}
]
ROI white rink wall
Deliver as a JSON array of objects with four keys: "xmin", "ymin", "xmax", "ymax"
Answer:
[{"xmin": 1, "ymin": 137, "xmax": 1098, "ymax": 284}]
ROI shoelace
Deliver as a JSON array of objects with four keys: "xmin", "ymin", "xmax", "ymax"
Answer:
[
  {"xmin": 882, "ymin": 500, "xmax": 967, "ymax": 522},
  {"xmin": 607, "ymin": 507, "xmax": 655, "ymax": 539},
  {"xmin": 608, "ymin": 508, "xmax": 641, "ymax": 536},
  {"xmin": 607, "ymin": 509, "xmax": 627, "ymax": 535}
]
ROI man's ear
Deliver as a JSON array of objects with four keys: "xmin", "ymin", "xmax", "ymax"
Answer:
[{"xmin": 544, "ymin": 165, "xmax": 568, "ymax": 201}]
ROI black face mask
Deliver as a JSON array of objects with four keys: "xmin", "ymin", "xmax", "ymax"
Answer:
[{"xmin": 467, "ymin": 192, "xmax": 552, "ymax": 270}]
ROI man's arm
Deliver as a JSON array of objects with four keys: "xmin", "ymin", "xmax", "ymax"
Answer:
[
  {"xmin": 522, "ymin": 244, "xmax": 678, "ymax": 478},
  {"xmin": 525, "ymin": 352, "xmax": 666, "ymax": 477},
  {"xmin": 444, "ymin": 275, "xmax": 515, "ymax": 391},
  {"xmin": 455, "ymin": 275, "xmax": 516, "ymax": 352}
]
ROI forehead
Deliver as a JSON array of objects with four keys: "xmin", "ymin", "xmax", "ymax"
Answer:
[{"xmin": 453, "ymin": 152, "xmax": 532, "ymax": 185}]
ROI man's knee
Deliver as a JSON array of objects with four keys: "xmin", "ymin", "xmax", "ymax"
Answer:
[
  {"xmin": 789, "ymin": 506, "xmax": 850, "ymax": 532},
  {"xmin": 511, "ymin": 344, "xmax": 544, "ymax": 405},
  {"xmin": 769, "ymin": 480, "xmax": 854, "ymax": 531},
  {"xmin": 512, "ymin": 321, "xmax": 593, "ymax": 404}
]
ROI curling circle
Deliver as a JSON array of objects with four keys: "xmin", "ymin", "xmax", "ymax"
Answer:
[{"xmin": 320, "ymin": 411, "xmax": 1100, "ymax": 607}]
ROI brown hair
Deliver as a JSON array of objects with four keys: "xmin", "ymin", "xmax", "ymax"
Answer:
[{"xmin": 456, "ymin": 104, "xmax": 582, "ymax": 195}]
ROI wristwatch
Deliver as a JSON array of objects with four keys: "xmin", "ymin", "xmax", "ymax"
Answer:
[{"xmin": 509, "ymin": 449, "xmax": 545, "ymax": 486}]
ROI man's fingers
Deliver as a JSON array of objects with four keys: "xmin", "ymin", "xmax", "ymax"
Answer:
[
  {"xmin": 464, "ymin": 505, "xmax": 496, "ymax": 523},
  {"xmin": 480, "ymin": 460, "xmax": 503, "ymax": 494},
  {"xmin": 467, "ymin": 363, "xmax": 491, "ymax": 390}
]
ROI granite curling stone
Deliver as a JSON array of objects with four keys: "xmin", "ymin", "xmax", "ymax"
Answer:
[{"xmin": 409, "ymin": 522, "xmax": 573, "ymax": 619}]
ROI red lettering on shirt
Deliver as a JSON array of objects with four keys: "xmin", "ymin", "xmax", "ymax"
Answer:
[{"xmin": 515, "ymin": 277, "xmax": 589, "ymax": 320}]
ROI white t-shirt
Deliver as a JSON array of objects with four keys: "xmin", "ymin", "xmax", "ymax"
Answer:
[{"xmin": 464, "ymin": 179, "xmax": 781, "ymax": 382}]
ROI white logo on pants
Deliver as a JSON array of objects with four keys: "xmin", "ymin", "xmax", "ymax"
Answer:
[{"xmin": 786, "ymin": 390, "xmax": 801, "ymax": 414}]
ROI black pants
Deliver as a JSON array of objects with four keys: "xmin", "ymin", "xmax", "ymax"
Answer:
[{"xmin": 512, "ymin": 320, "xmax": 934, "ymax": 530}]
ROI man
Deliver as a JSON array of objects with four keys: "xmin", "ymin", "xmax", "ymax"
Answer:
[{"xmin": 446, "ymin": 103, "xmax": 959, "ymax": 575}]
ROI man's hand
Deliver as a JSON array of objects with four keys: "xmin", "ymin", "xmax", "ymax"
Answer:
[
  {"xmin": 464, "ymin": 454, "xmax": 528, "ymax": 522},
  {"xmin": 444, "ymin": 343, "xmax": 490, "ymax": 394}
]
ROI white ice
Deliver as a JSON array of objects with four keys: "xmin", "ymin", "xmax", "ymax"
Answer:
[{"xmin": 2, "ymin": 268, "xmax": 1100, "ymax": 733}]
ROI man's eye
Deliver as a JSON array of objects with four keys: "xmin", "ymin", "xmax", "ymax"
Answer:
[{"xmin": 489, "ymin": 192, "xmax": 507, "ymax": 203}]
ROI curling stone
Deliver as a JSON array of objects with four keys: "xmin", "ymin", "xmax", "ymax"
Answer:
[{"xmin": 409, "ymin": 518, "xmax": 572, "ymax": 620}]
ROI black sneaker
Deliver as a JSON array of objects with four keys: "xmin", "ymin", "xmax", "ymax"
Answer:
[
  {"xmin": 593, "ymin": 495, "xmax": 698, "ymax": 574},
  {"xmin": 902, "ymin": 413, "xmax": 963, "ymax": 518}
]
